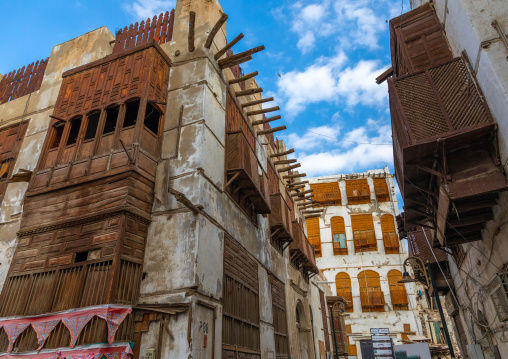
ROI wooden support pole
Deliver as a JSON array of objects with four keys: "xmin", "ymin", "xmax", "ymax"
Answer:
[
  {"xmin": 252, "ymin": 115, "xmax": 281, "ymax": 126},
  {"xmin": 168, "ymin": 188, "xmax": 201, "ymax": 214},
  {"xmin": 257, "ymin": 125, "xmax": 286, "ymax": 136},
  {"xmin": 215, "ymin": 33, "xmax": 244, "ymax": 60},
  {"xmin": 246, "ymin": 106, "xmax": 279, "ymax": 117},
  {"xmin": 270, "ymin": 149, "xmax": 294, "ymax": 158},
  {"xmin": 218, "ymin": 45, "xmax": 265, "ymax": 67},
  {"xmin": 236, "ymin": 87, "xmax": 263, "ymax": 97},
  {"xmin": 220, "ymin": 55, "xmax": 252, "ymax": 69},
  {"xmin": 273, "ymin": 159, "xmax": 296, "ymax": 165},
  {"xmin": 205, "ymin": 13, "xmax": 228, "ymax": 49},
  {"xmin": 277, "ymin": 163, "xmax": 301, "ymax": 173},
  {"xmin": 188, "ymin": 12, "xmax": 196, "ymax": 52},
  {"xmin": 283, "ymin": 173, "xmax": 306, "ymax": 179},
  {"xmin": 229, "ymin": 71, "xmax": 258, "ymax": 84},
  {"xmin": 291, "ymin": 189, "xmax": 313, "ymax": 197},
  {"xmin": 242, "ymin": 97, "xmax": 274, "ymax": 108}
]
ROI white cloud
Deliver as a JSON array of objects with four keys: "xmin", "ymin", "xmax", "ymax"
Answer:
[
  {"xmin": 276, "ymin": 52, "xmax": 387, "ymax": 116},
  {"xmin": 287, "ymin": 125, "xmax": 341, "ymax": 151},
  {"xmin": 123, "ymin": 0, "xmax": 175, "ymax": 20}
]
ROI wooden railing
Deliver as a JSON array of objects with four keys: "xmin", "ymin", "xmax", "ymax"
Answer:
[{"xmin": 0, "ymin": 59, "xmax": 48, "ymax": 105}]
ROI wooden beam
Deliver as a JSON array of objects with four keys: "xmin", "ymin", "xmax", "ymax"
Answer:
[
  {"xmin": 215, "ymin": 33, "xmax": 244, "ymax": 60},
  {"xmin": 270, "ymin": 149, "xmax": 295, "ymax": 158},
  {"xmin": 50, "ymin": 115, "xmax": 67, "ymax": 123},
  {"xmin": 229, "ymin": 71, "xmax": 258, "ymax": 84},
  {"xmin": 305, "ymin": 214, "xmax": 321, "ymax": 219},
  {"xmin": 376, "ymin": 67, "xmax": 393, "ymax": 84},
  {"xmin": 291, "ymin": 189, "xmax": 313, "ymax": 197},
  {"xmin": 252, "ymin": 115, "xmax": 281, "ymax": 126},
  {"xmin": 220, "ymin": 55, "xmax": 252, "ymax": 69},
  {"xmin": 273, "ymin": 159, "xmax": 296, "ymax": 165},
  {"xmin": 294, "ymin": 195, "xmax": 313, "ymax": 202},
  {"xmin": 218, "ymin": 45, "xmax": 265, "ymax": 67},
  {"xmin": 205, "ymin": 13, "xmax": 228, "ymax": 49},
  {"xmin": 242, "ymin": 97, "xmax": 274, "ymax": 108},
  {"xmin": 277, "ymin": 163, "xmax": 300, "ymax": 173},
  {"xmin": 257, "ymin": 125, "xmax": 286, "ymax": 136},
  {"xmin": 169, "ymin": 188, "xmax": 201, "ymax": 214},
  {"xmin": 283, "ymin": 173, "xmax": 306, "ymax": 179},
  {"xmin": 188, "ymin": 12, "xmax": 196, "ymax": 52},
  {"xmin": 246, "ymin": 106, "xmax": 279, "ymax": 117},
  {"xmin": 302, "ymin": 209, "xmax": 324, "ymax": 214},
  {"xmin": 289, "ymin": 184, "xmax": 306, "ymax": 191},
  {"xmin": 236, "ymin": 87, "xmax": 263, "ymax": 97}
]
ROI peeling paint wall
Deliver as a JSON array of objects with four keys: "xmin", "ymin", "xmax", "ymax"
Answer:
[{"xmin": 307, "ymin": 168, "xmax": 422, "ymax": 357}]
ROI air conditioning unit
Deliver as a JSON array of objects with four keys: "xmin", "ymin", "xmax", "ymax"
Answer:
[{"xmin": 487, "ymin": 272, "xmax": 508, "ymax": 322}]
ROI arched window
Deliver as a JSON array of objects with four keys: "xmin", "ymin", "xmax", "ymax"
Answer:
[
  {"xmin": 335, "ymin": 272, "xmax": 353, "ymax": 312},
  {"xmin": 296, "ymin": 301, "xmax": 306, "ymax": 328},
  {"xmin": 331, "ymin": 216, "xmax": 347, "ymax": 255},
  {"xmin": 381, "ymin": 214, "xmax": 399, "ymax": 254},
  {"xmin": 358, "ymin": 270, "xmax": 385, "ymax": 312},
  {"xmin": 306, "ymin": 217, "xmax": 321, "ymax": 257},
  {"xmin": 388, "ymin": 270, "xmax": 409, "ymax": 310}
]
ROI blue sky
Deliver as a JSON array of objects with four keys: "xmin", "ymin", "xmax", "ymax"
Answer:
[{"xmin": 0, "ymin": 0, "xmax": 409, "ymax": 203}]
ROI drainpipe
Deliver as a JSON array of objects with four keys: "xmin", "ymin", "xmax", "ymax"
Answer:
[{"xmin": 427, "ymin": 263, "xmax": 455, "ymax": 358}]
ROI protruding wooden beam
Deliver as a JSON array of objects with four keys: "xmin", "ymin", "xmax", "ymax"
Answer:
[
  {"xmin": 218, "ymin": 45, "xmax": 265, "ymax": 68},
  {"xmin": 291, "ymin": 189, "xmax": 313, "ymax": 197},
  {"xmin": 188, "ymin": 12, "xmax": 196, "ymax": 52},
  {"xmin": 252, "ymin": 115, "xmax": 280, "ymax": 126},
  {"xmin": 169, "ymin": 188, "xmax": 201, "ymax": 214},
  {"xmin": 50, "ymin": 115, "xmax": 67, "ymax": 123},
  {"xmin": 298, "ymin": 202, "xmax": 318, "ymax": 209},
  {"xmin": 288, "ymin": 180, "xmax": 308, "ymax": 187},
  {"xmin": 215, "ymin": 33, "xmax": 244, "ymax": 60},
  {"xmin": 278, "ymin": 163, "xmax": 301, "ymax": 173},
  {"xmin": 205, "ymin": 13, "xmax": 228, "ymax": 49},
  {"xmin": 270, "ymin": 149, "xmax": 295, "ymax": 158},
  {"xmin": 236, "ymin": 87, "xmax": 263, "ymax": 97},
  {"xmin": 220, "ymin": 55, "xmax": 252, "ymax": 69},
  {"xmin": 302, "ymin": 209, "xmax": 324, "ymax": 214},
  {"xmin": 294, "ymin": 195, "xmax": 313, "ymax": 202},
  {"xmin": 229, "ymin": 71, "xmax": 258, "ymax": 84},
  {"xmin": 305, "ymin": 214, "xmax": 321, "ymax": 219},
  {"xmin": 273, "ymin": 159, "xmax": 296, "ymax": 165},
  {"xmin": 257, "ymin": 125, "xmax": 286, "ymax": 136},
  {"xmin": 283, "ymin": 173, "xmax": 306, "ymax": 179},
  {"xmin": 289, "ymin": 184, "xmax": 306, "ymax": 191},
  {"xmin": 242, "ymin": 97, "xmax": 274, "ymax": 108},
  {"xmin": 247, "ymin": 106, "xmax": 280, "ymax": 117}
]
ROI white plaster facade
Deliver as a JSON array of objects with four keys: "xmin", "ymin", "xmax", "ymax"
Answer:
[
  {"xmin": 306, "ymin": 168, "xmax": 422, "ymax": 358},
  {"xmin": 405, "ymin": 2, "xmax": 508, "ymax": 358}
]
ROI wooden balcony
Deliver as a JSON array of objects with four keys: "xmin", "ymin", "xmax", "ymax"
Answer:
[
  {"xmin": 360, "ymin": 290, "xmax": 385, "ymax": 311},
  {"xmin": 389, "ymin": 57, "xmax": 507, "ymax": 247},
  {"xmin": 269, "ymin": 193, "xmax": 293, "ymax": 243},
  {"xmin": 289, "ymin": 221, "xmax": 318, "ymax": 274},
  {"xmin": 314, "ymin": 191, "xmax": 341, "ymax": 205},
  {"xmin": 353, "ymin": 230, "xmax": 377, "ymax": 252},
  {"xmin": 226, "ymin": 131, "xmax": 271, "ymax": 215}
]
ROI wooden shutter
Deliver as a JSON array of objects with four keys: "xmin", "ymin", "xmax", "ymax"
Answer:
[
  {"xmin": 335, "ymin": 273, "xmax": 353, "ymax": 312},
  {"xmin": 351, "ymin": 214, "xmax": 377, "ymax": 252},
  {"xmin": 271, "ymin": 276, "xmax": 289, "ymax": 358},
  {"xmin": 401, "ymin": 323, "xmax": 415, "ymax": 341},
  {"xmin": 306, "ymin": 217, "xmax": 322, "ymax": 257},
  {"xmin": 388, "ymin": 270, "xmax": 408, "ymax": 309},
  {"xmin": 381, "ymin": 214, "xmax": 399, "ymax": 254},
  {"xmin": 319, "ymin": 289, "xmax": 330, "ymax": 352},
  {"xmin": 346, "ymin": 179, "xmax": 371, "ymax": 204},
  {"xmin": 373, "ymin": 178, "xmax": 390, "ymax": 202},
  {"xmin": 310, "ymin": 182, "xmax": 341, "ymax": 206},
  {"xmin": 331, "ymin": 216, "xmax": 347, "ymax": 255},
  {"xmin": 358, "ymin": 270, "xmax": 384, "ymax": 312}
]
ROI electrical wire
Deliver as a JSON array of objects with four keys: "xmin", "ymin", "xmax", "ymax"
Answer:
[{"xmin": 280, "ymin": 119, "xmax": 392, "ymax": 146}]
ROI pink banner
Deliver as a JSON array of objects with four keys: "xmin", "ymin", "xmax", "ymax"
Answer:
[
  {"xmin": 97, "ymin": 312, "xmax": 130, "ymax": 344},
  {"xmin": 32, "ymin": 320, "xmax": 60, "ymax": 352},
  {"xmin": 0, "ymin": 343, "xmax": 133, "ymax": 359},
  {"xmin": 4, "ymin": 323, "xmax": 30, "ymax": 352}
]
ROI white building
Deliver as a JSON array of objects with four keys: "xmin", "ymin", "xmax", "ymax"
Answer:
[{"xmin": 304, "ymin": 167, "xmax": 422, "ymax": 358}]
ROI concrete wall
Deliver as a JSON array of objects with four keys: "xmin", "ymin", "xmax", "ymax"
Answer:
[
  {"xmin": 407, "ymin": 2, "xmax": 508, "ymax": 358},
  {"xmin": 307, "ymin": 168, "xmax": 423, "ymax": 358}
]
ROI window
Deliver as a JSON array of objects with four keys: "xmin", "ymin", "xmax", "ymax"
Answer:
[
  {"xmin": 103, "ymin": 106, "xmax": 120, "ymax": 134},
  {"xmin": 346, "ymin": 325, "xmax": 357, "ymax": 356},
  {"xmin": 123, "ymin": 100, "xmax": 140, "ymax": 128},
  {"xmin": 351, "ymin": 214, "xmax": 377, "ymax": 252},
  {"xmin": 319, "ymin": 289, "xmax": 330, "ymax": 352},
  {"xmin": 388, "ymin": 270, "xmax": 409, "ymax": 310},
  {"xmin": 358, "ymin": 270, "xmax": 384, "ymax": 312},
  {"xmin": 487, "ymin": 272, "xmax": 508, "ymax": 322},
  {"xmin": 144, "ymin": 103, "xmax": 161, "ymax": 135},
  {"xmin": 335, "ymin": 273, "xmax": 353, "ymax": 312},
  {"xmin": 66, "ymin": 117, "xmax": 82, "ymax": 146},
  {"xmin": 310, "ymin": 182, "xmax": 341, "ymax": 206},
  {"xmin": 271, "ymin": 276, "xmax": 289, "ymax": 358},
  {"xmin": 49, "ymin": 125, "xmax": 64, "ymax": 149},
  {"xmin": 346, "ymin": 179, "xmax": 371, "ymax": 204},
  {"xmin": 401, "ymin": 323, "xmax": 415, "ymax": 341},
  {"xmin": 306, "ymin": 217, "xmax": 322, "ymax": 257},
  {"xmin": 84, "ymin": 112, "xmax": 100, "ymax": 141},
  {"xmin": 381, "ymin": 214, "xmax": 399, "ymax": 254},
  {"xmin": 373, "ymin": 178, "xmax": 390, "ymax": 202},
  {"xmin": 331, "ymin": 216, "xmax": 347, "ymax": 255},
  {"xmin": 0, "ymin": 161, "xmax": 9, "ymax": 180}
]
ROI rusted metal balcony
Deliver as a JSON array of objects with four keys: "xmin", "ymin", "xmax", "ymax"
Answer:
[
  {"xmin": 360, "ymin": 290, "xmax": 385, "ymax": 311},
  {"xmin": 289, "ymin": 221, "xmax": 318, "ymax": 274},
  {"xmin": 389, "ymin": 57, "xmax": 507, "ymax": 247},
  {"xmin": 226, "ymin": 131, "xmax": 271, "ymax": 215},
  {"xmin": 269, "ymin": 192, "xmax": 293, "ymax": 243}
]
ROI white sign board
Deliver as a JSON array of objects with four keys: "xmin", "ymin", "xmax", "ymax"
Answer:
[
  {"xmin": 373, "ymin": 342, "xmax": 391, "ymax": 348},
  {"xmin": 371, "ymin": 328, "xmax": 390, "ymax": 334},
  {"xmin": 371, "ymin": 335, "xmax": 391, "ymax": 341},
  {"xmin": 374, "ymin": 349, "xmax": 393, "ymax": 355}
]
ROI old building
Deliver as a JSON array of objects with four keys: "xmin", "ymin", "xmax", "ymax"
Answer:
[
  {"xmin": 303, "ymin": 168, "xmax": 422, "ymax": 358},
  {"xmin": 0, "ymin": 0, "xmax": 336, "ymax": 358},
  {"xmin": 381, "ymin": 1, "xmax": 508, "ymax": 358}
]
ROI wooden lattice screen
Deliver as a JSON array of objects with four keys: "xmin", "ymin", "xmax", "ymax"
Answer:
[
  {"xmin": 0, "ymin": 59, "xmax": 48, "ymax": 105},
  {"xmin": 381, "ymin": 214, "xmax": 399, "ymax": 254},
  {"xmin": 373, "ymin": 178, "xmax": 390, "ymax": 202},
  {"xmin": 271, "ymin": 276, "xmax": 289, "ymax": 359},
  {"xmin": 113, "ymin": 10, "xmax": 175, "ymax": 54},
  {"xmin": 346, "ymin": 179, "xmax": 371, "ymax": 205},
  {"xmin": 351, "ymin": 214, "xmax": 377, "ymax": 252}
]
